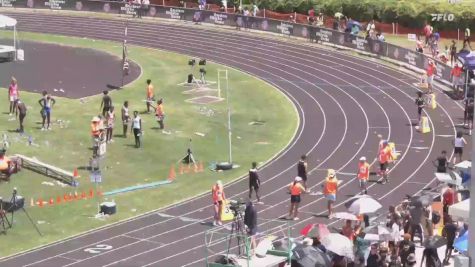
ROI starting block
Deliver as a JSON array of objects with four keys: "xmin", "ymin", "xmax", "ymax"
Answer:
[
  {"xmin": 418, "ymin": 116, "xmax": 431, "ymax": 133},
  {"xmin": 220, "ymin": 200, "xmax": 234, "ymax": 221}
]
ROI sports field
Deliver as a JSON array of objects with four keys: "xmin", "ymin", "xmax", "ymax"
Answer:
[{"xmin": 0, "ymin": 32, "xmax": 298, "ymax": 257}]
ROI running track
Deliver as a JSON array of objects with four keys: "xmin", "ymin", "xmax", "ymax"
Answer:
[{"xmin": 0, "ymin": 11, "xmax": 470, "ymax": 267}]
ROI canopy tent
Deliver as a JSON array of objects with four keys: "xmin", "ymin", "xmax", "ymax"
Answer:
[
  {"xmin": 0, "ymin": 14, "xmax": 19, "ymax": 61},
  {"xmin": 448, "ymin": 198, "xmax": 470, "ymax": 221},
  {"xmin": 0, "ymin": 14, "xmax": 17, "ymax": 28}
]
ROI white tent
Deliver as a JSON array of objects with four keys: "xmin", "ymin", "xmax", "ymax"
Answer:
[
  {"xmin": 0, "ymin": 14, "xmax": 19, "ymax": 61},
  {"xmin": 0, "ymin": 14, "xmax": 17, "ymax": 28},
  {"xmin": 449, "ymin": 199, "xmax": 470, "ymax": 221}
]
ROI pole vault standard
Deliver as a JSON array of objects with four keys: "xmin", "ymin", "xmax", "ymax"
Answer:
[{"xmin": 216, "ymin": 69, "xmax": 234, "ymax": 170}]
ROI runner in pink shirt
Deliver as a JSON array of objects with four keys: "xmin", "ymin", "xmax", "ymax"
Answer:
[{"xmin": 8, "ymin": 77, "xmax": 19, "ymax": 116}]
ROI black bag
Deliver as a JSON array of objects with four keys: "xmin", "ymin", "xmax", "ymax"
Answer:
[{"xmin": 432, "ymin": 211, "xmax": 441, "ymax": 225}]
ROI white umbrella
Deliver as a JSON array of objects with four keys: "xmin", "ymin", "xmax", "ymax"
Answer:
[
  {"xmin": 333, "ymin": 212, "xmax": 359, "ymax": 221},
  {"xmin": 347, "ymin": 196, "xmax": 382, "ymax": 214},
  {"xmin": 449, "ymin": 198, "xmax": 470, "ymax": 221},
  {"xmin": 321, "ymin": 233, "xmax": 354, "ymax": 260}
]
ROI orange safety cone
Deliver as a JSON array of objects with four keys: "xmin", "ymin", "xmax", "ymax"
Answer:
[
  {"xmin": 193, "ymin": 163, "xmax": 199, "ymax": 173},
  {"xmin": 30, "ymin": 198, "xmax": 35, "ymax": 207},
  {"xmin": 198, "ymin": 161, "xmax": 204, "ymax": 172},
  {"xmin": 184, "ymin": 164, "xmax": 191, "ymax": 174},
  {"xmin": 81, "ymin": 191, "xmax": 87, "ymax": 200},
  {"xmin": 38, "ymin": 198, "xmax": 44, "ymax": 208},
  {"xmin": 74, "ymin": 191, "xmax": 79, "ymax": 200},
  {"xmin": 168, "ymin": 165, "xmax": 176, "ymax": 181},
  {"xmin": 89, "ymin": 188, "xmax": 94, "ymax": 198},
  {"xmin": 49, "ymin": 197, "xmax": 54, "ymax": 205},
  {"xmin": 73, "ymin": 168, "xmax": 80, "ymax": 178},
  {"xmin": 56, "ymin": 196, "xmax": 62, "ymax": 204},
  {"xmin": 179, "ymin": 163, "xmax": 184, "ymax": 175}
]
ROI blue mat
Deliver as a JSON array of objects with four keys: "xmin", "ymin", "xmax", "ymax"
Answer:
[{"xmin": 104, "ymin": 180, "xmax": 172, "ymax": 196}]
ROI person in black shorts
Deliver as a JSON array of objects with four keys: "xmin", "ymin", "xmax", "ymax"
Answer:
[
  {"xmin": 415, "ymin": 91, "xmax": 425, "ymax": 124},
  {"xmin": 100, "ymin": 90, "xmax": 112, "ymax": 117},
  {"xmin": 433, "ymin": 150, "xmax": 448, "ymax": 173},
  {"xmin": 442, "ymin": 216, "xmax": 458, "ymax": 265},
  {"xmin": 248, "ymin": 162, "xmax": 262, "ymax": 204},
  {"xmin": 297, "ymin": 155, "xmax": 308, "ymax": 188}
]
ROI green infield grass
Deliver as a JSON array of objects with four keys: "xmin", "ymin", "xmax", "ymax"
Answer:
[{"xmin": 0, "ymin": 31, "xmax": 298, "ymax": 257}]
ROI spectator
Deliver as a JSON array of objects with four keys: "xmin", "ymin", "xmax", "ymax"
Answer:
[
  {"xmin": 198, "ymin": 0, "xmax": 206, "ymax": 10},
  {"xmin": 366, "ymin": 19, "xmax": 376, "ymax": 39},
  {"xmin": 450, "ymin": 40, "xmax": 457, "ymax": 66},
  {"xmin": 398, "ymin": 234, "xmax": 415, "ymax": 267},
  {"xmin": 333, "ymin": 18, "xmax": 339, "ymax": 30},
  {"xmin": 354, "ymin": 231, "xmax": 370, "ymax": 265},
  {"xmin": 465, "ymin": 97, "xmax": 474, "ymax": 135},
  {"xmin": 442, "ymin": 216, "xmax": 458, "ymax": 265},
  {"xmin": 409, "ymin": 204, "xmax": 424, "ymax": 245},
  {"xmin": 387, "ymin": 205, "xmax": 402, "ymax": 228},
  {"xmin": 316, "ymin": 13, "xmax": 324, "ymax": 27},
  {"xmin": 462, "ymin": 27, "xmax": 472, "ymax": 51},
  {"xmin": 420, "ymin": 247, "xmax": 442, "ymax": 267},
  {"xmin": 423, "ymin": 23, "xmax": 432, "ymax": 47},
  {"xmin": 367, "ymin": 243, "xmax": 381, "ymax": 267},
  {"xmin": 341, "ymin": 220, "xmax": 356, "ymax": 241},
  {"xmin": 377, "ymin": 32, "xmax": 385, "ymax": 42},
  {"xmin": 308, "ymin": 7, "xmax": 315, "ymax": 19},
  {"xmin": 450, "ymin": 62, "xmax": 464, "ymax": 97},
  {"xmin": 378, "ymin": 245, "xmax": 390, "ymax": 266},
  {"xmin": 311, "ymin": 237, "xmax": 326, "ymax": 252},
  {"xmin": 416, "ymin": 36, "xmax": 424, "ymax": 53},
  {"xmin": 105, "ymin": 106, "xmax": 115, "ymax": 143},
  {"xmin": 251, "ymin": 3, "xmax": 259, "ymax": 17},
  {"xmin": 442, "ymin": 184, "xmax": 458, "ymax": 221},
  {"xmin": 351, "ymin": 24, "xmax": 359, "ymax": 35}
]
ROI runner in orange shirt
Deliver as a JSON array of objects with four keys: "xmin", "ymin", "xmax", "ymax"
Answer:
[
  {"xmin": 357, "ymin": 157, "xmax": 370, "ymax": 194},
  {"xmin": 287, "ymin": 176, "xmax": 308, "ymax": 221},
  {"xmin": 378, "ymin": 141, "xmax": 393, "ymax": 184},
  {"xmin": 146, "ymin": 79, "xmax": 154, "ymax": 113}
]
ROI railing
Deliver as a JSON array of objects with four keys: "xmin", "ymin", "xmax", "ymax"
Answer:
[{"xmin": 0, "ymin": 0, "xmax": 460, "ymax": 85}]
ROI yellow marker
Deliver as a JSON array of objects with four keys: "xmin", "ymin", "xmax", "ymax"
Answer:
[
  {"xmin": 420, "ymin": 116, "xmax": 431, "ymax": 133},
  {"xmin": 220, "ymin": 200, "xmax": 234, "ymax": 221}
]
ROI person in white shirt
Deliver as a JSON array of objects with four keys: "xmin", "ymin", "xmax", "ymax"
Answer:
[
  {"xmin": 131, "ymin": 111, "xmax": 142, "ymax": 148},
  {"xmin": 453, "ymin": 131, "xmax": 467, "ymax": 164},
  {"xmin": 251, "ymin": 4, "xmax": 258, "ymax": 17},
  {"xmin": 366, "ymin": 19, "xmax": 376, "ymax": 39}
]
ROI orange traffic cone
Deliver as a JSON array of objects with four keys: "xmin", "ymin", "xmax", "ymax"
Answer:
[
  {"xmin": 168, "ymin": 165, "xmax": 176, "ymax": 181},
  {"xmin": 89, "ymin": 188, "xmax": 94, "ymax": 198},
  {"xmin": 56, "ymin": 196, "xmax": 62, "ymax": 204},
  {"xmin": 193, "ymin": 164, "xmax": 198, "ymax": 173},
  {"xmin": 179, "ymin": 164, "xmax": 184, "ymax": 175},
  {"xmin": 81, "ymin": 192, "xmax": 87, "ymax": 200},
  {"xmin": 198, "ymin": 161, "xmax": 204, "ymax": 172},
  {"xmin": 73, "ymin": 168, "xmax": 80, "ymax": 178},
  {"xmin": 185, "ymin": 164, "xmax": 191, "ymax": 174},
  {"xmin": 38, "ymin": 198, "xmax": 44, "ymax": 208},
  {"xmin": 30, "ymin": 198, "xmax": 35, "ymax": 207},
  {"xmin": 74, "ymin": 191, "xmax": 79, "ymax": 200},
  {"xmin": 49, "ymin": 197, "xmax": 54, "ymax": 205}
]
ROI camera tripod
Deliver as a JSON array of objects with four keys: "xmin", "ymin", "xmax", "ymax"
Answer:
[
  {"xmin": 8, "ymin": 188, "xmax": 43, "ymax": 236},
  {"xmin": 181, "ymin": 139, "xmax": 197, "ymax": 165},
  {"xmin": 226, "ymin": 210, "xmax": 249, "ymax": 257},
  {"xmin": 0, "ymin": 198, "xmax": 10, "ymax": 234}
]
